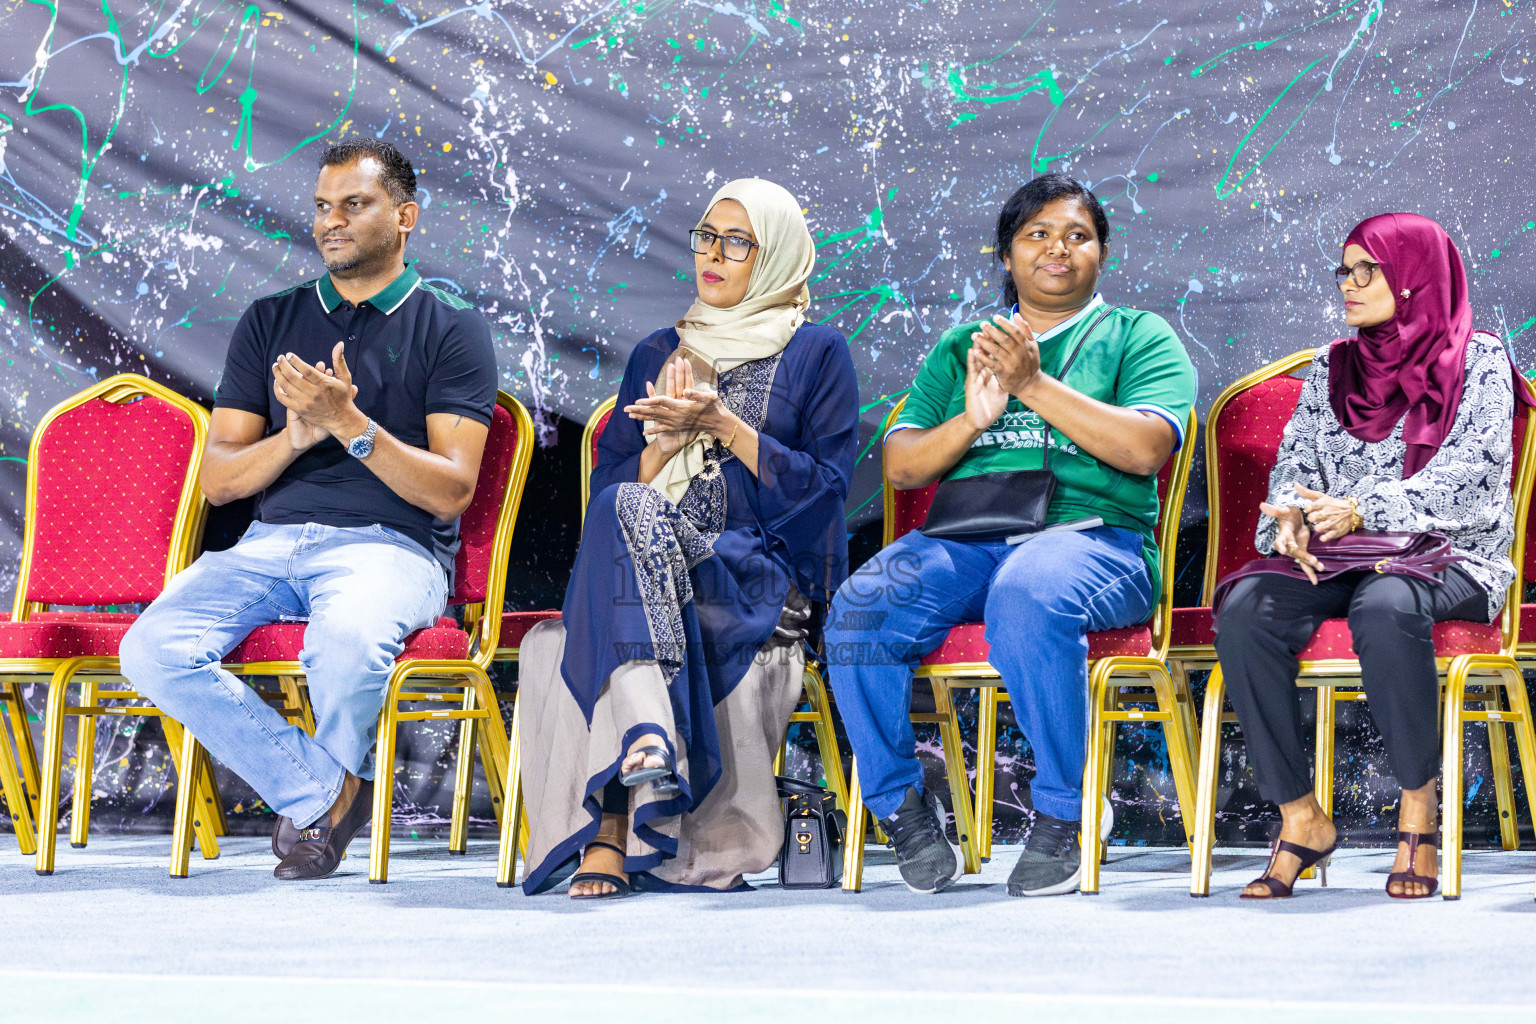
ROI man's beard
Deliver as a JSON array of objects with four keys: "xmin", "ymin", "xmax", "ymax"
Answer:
[{"xmin": 318, "ymin": 232, "xmax": 393, "ymax": 275}]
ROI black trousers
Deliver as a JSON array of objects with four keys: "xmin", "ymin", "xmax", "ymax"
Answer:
[{"xmin": 1213, "ymin": 567, "xmax": 1486, "ymax": 805}]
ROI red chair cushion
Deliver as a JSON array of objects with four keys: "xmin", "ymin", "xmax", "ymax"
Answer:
[
  {"xmin": 26, "ymin": 392, "xmax": 199, "ymax": 606},
  {"xmin": 918, "ymin": 621, "xmax": 1153, "ymax": 667},
  {"xmin": 1521, "ymin": 603, "xmax": 1536, "ymax": 645},
  {"xmin": 1171, "ymin": 606, "xmax": 1215, "ymax": 648},
  {"xmin": 0, "ymin": 616, "xmax": 135, "ymax": 659},
  {"xmin": 224, "ymin": 617, "xmax": 467, "ymax": 663},
  {"xmin": 1296, "ymin": 617, "xmax": 1502, "ymax": 660},
  {"xmin": 500, "ymin": 610, "xmax": 562, "ymax": 649}
]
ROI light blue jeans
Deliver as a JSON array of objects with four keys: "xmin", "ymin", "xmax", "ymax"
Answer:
[
  {"xmin": 120, "ymin": 521, "xmax": 448, "ymax": 828},
  {"xmin": 824, "ymin": 526, "xmax": 1153, "ymax": 822}
]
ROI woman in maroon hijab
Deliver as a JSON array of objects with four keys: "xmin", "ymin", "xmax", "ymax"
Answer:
[{"xmin": 1214, "ymin": 213, "xmax": 1524, "ymax": 900}]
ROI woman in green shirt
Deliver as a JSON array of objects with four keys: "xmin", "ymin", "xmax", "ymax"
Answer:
[{"xmin": 825, "ymin": 174, "xmax": 1196, "ymax": 897}]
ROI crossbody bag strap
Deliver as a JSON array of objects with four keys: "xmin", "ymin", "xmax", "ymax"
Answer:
[{"xmin": 1041, "ymin": 304, "xmax": 1120, "ymax": 472}]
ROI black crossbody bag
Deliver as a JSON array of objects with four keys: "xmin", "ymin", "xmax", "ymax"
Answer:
[
  {"xmin": 920, "ymin": 306, "xmax": 1118, "ymax": 542},
  {"xmin": 776, "ymin": 776, "xmax": 845, "ymax": 889}
]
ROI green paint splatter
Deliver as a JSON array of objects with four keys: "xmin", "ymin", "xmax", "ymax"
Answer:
[{"xmin": 1144, "ymin": 172, "xmax": 1159, "ymax": 182}]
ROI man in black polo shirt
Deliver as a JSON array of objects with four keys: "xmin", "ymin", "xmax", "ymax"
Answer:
[{"xmin": 121, "ymin": 140, "xmax": 497, "ymax": 881}]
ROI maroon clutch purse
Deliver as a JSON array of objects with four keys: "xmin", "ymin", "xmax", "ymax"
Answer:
[{"xmin": 1213, "ymin": 530, "xmax": 1464, "ymax": 614}]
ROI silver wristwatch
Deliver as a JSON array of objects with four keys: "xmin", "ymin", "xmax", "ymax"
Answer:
[{"xmin": 346, "ymin": 418, "xmax": 378, "ymax": 459}]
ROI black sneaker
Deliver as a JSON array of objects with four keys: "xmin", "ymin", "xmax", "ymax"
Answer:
[
  {"xmin": 877, "ymin": 786, "xmax": 961, "ymax": 894},
  {"xmin": 1008, "ymin": 811, "xmax": 1081, "ymax": 896}
]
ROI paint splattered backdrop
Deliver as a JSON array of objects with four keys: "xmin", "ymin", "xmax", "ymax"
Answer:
[{"xmin": 0, "ymin": 1, "xmax": 1532, "ymax": 842}]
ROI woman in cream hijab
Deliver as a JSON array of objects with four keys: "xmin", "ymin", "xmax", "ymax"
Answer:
[{"xmin": 516, "ymin": 179, "xmax": 860, "ymax": 898}]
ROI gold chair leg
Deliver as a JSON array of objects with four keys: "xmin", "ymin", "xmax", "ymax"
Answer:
[
  {"xmin": 161, "ymin": 717, "xmax": 220, "ymax": 861},
  {"xmin": 278, "ymin": 675, "xmax": 317, "ymax": 735},
  {"xmin": 166, "ymin": 723, "xmax": 206, "ymax": 878},
  {"xmin": 495, "ymin": 700, "xmax": 524, "ymax": 887},
  {"xmin": 195, "ymin": 746, "xmax": 228, "ymax": 839},
  {"xmin": 1303, "ymin": 685, "xmax": 1338, "ymax": 882},
  {"xmin": 974, "ymin": 686, "xmax": 999, "ymax": 862},
  {"xmin": 470, "ymin": 669, "xmax": 511, "ymax": 829},
  {"xmin": 447, "ymin": 685, "xmax": 478, "ymax": 855},
  {"xmin": 932, "ymin": 680, "xmax": 980, "ymax": 874},
  {"xmin": 4, "ymin": 680, "xmax": 42, "ymax": 813},
  {"xmin": 803, "ymin": 666, "xmax": 850, "ymax": 816},
  {"xmin": 0, "ymin": 697, "xmax": 37, "ymax": 855},
  {"xmin": 67, "ymin": 680, "xmax": 99, "ymax": 848},
  {"xmin": 1079, "ymin": 667, "xmax": 1111, "ymax": 895},
  {"xmin": 841, "ymin": 757, "xmax": 867, "ymax": 892},
  {"xmin": 1189, "ymin": 666, "xmax": 1227, "ymax": 896},
  {"xmin": 1441, "ymin": 659, "xmax": 1471, "ymax": 900},
  {"xmin": 1501, "ymin": 666, "xmax": 1536, "ymax": 840},
  {"xmin": 1478, "ymin": 684, "xmax": 1520, "ymax": 851},
  {"xmin": 1152, "ymin": 667, "xmax": 1200, "ymax": 847},
  {"xmin": 34, "ymin": 661, "xmax": 81, "ymax": 875},
  {"xmin": 367, "ymin": 674, "xmax": 403, "ymax": 884},
  {"xmin": 771, "ymin": 738, "xmax": 787, "ymax": 777}
]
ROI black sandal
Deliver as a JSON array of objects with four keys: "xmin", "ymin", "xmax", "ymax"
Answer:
[
  {"xmin": 619, "ymin": 744, "xmax": 680, "ymax": 797},
  {"xmin": 1240, "ymin": 838, "xmax": 1338, "ymax": 900},
  {"xmin": 569, "ymin": 840, "xmax": 631, "ymax": 901},
  {"xmin": 1386, "ymin": 830, "xmax": 1439, "ymax": 899}
]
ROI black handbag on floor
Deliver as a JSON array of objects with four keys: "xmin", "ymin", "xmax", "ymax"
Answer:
[
  {"xmin": 777, "ymin": 776, "xmax": 845, "ymax": 889},
  {"xmin": 920, "ymin": 306, "xmax": 1118, "ymax": 542}
]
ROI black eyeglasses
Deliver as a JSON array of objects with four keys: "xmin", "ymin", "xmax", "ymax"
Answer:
[
  {"xmin": 689, "ymin": 229, "xmax": 759, "ymax": 262},
  {"xmin": 1333, "ymin": 260, "xmax": 1381, "ymax": 288}
]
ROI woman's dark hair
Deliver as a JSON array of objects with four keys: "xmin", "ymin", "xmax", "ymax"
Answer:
[
  {"xmin": 995, "ymin": 174, "xmax": 1109, "ymax": 307},
  {"xmin": 318, "ymin": 139, "xmax": 418, "ymax": 206}
]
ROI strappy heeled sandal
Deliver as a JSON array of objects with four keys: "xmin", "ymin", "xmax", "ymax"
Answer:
[
  {"xmin": 569, "ymin": 840, "xmax": 631, "ymax": 901},
  {"xmin": 619, "ymin": 744, "xmax": 680, "ymax": 797},
  {"xmin": 1386, "ymin": 830, "xmax": 1440, "ymax": 899},
  {"xmin": 1240, "ymin": 838, "xmax": 1338, "ymax": 900}
]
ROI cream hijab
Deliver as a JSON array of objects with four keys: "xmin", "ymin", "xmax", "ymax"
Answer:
[{"xmin": 647, "ymin": 178, "xmax": 816, "ymax": 503}]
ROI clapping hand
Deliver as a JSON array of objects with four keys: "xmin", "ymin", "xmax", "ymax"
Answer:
[
  {"xmin": 971, "ymin": 312, "xmax": 1042, "ymax": 398},
  {"xmin": 963, "ymin": 345, "xmax": 1009, "ymax": 431},
  {"xmin": 274, "ymin": 342, "xmax": 358, "ymax": 452},
  {"xmin": 623, "ymin": 354, "xmax": 726, "ymax": 455}
]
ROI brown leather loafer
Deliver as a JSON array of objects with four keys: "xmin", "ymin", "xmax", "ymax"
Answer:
[
  {"xmin": 273, "ymin": 780, "xmax": 374, "ymax": 881},
  {"xmin": 272, "ymin": 815, "xmax": 300, "ymax": 860}
]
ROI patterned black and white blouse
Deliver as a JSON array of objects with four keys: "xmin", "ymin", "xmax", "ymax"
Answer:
[{"xmin": 1257, "ymin": 329, "xmax": 1517, "ymax": 622}]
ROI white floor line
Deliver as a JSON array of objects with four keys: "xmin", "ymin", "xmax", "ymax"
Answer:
[{"xmin": 0, "ymin": 968, "xmax": 1529, "ymax": 1016}]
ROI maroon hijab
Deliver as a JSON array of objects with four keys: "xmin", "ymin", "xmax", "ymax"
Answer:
[{"xmin": 1328, "ymin": 212, "xmax": 1504, "ymax": 479}]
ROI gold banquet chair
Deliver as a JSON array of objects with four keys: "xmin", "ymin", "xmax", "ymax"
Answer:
[
  {"xmin": 1164, "ymin": 350, "xmax": 1319, "ymax": 717},
  {"xmin": 839, "ymin": 400, "xmax": 1199, "ymax": 892},
  {"xmin": 8, "ymin": 375, "xmax": 221, "ymax": 872},
  {"xmin": 1188, "ymin": 371, "xmax": 1536, "ymax": 899},
  {"xmin": 494, "ymin": 392, "xmax": 850, "ymax": 887},
  {"xmin": 199, "ymin": 391, "xmax": 535, "ymax": 882}
]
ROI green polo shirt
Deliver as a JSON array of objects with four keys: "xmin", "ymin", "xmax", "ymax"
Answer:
[{"xmin": 886, "ymin": 296, "xmax": 1195, "ymax": 591}]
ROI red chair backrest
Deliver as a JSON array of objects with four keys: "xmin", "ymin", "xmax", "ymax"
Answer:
[
  {"xmin": 23, "ymin": 384, "xmax": 202, "ymax": 607},
  {"xmin": 452, "ymin": 399, "xmax": 518, "ymax": 604},
  {"xmin": 1207, "ymin": 374, "xmax": 1306, "ymax": 587},
  {"xmin": 589, "ymin": 408, "xmax": 612, "ymax": 470}
]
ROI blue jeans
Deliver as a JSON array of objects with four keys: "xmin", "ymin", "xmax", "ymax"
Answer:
[
  {"xmin": 120, "ymin": 522, "xmax": 449, "ymax": 828},
  {"xmin": 824, "ymin": 526, "xmax": 1153, "ymax": 822}
]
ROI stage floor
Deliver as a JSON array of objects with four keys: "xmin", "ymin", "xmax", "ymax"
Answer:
[{"xmin": 0, "ymin": 836, "xmax": 1531, "ymax": 1022}]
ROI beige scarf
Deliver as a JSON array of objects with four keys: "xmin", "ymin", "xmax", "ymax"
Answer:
[{"xmin": 647, "ymin": 178, "xmax": 816, "ymax": 504}]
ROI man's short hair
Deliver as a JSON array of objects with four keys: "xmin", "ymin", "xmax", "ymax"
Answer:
[{"xmin": 318, "ymin": 139, "xmax": 418, "ymax": 205}]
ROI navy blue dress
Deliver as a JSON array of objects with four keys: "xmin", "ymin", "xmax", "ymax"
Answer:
[{"xmin": 525, "ymin": 322, "xmax": 858, "ymax": 893}]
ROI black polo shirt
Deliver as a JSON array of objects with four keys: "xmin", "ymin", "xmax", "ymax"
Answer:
[{"xmin": 214, "ymin": 263, "xmax": 497, "ymax": 584}]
